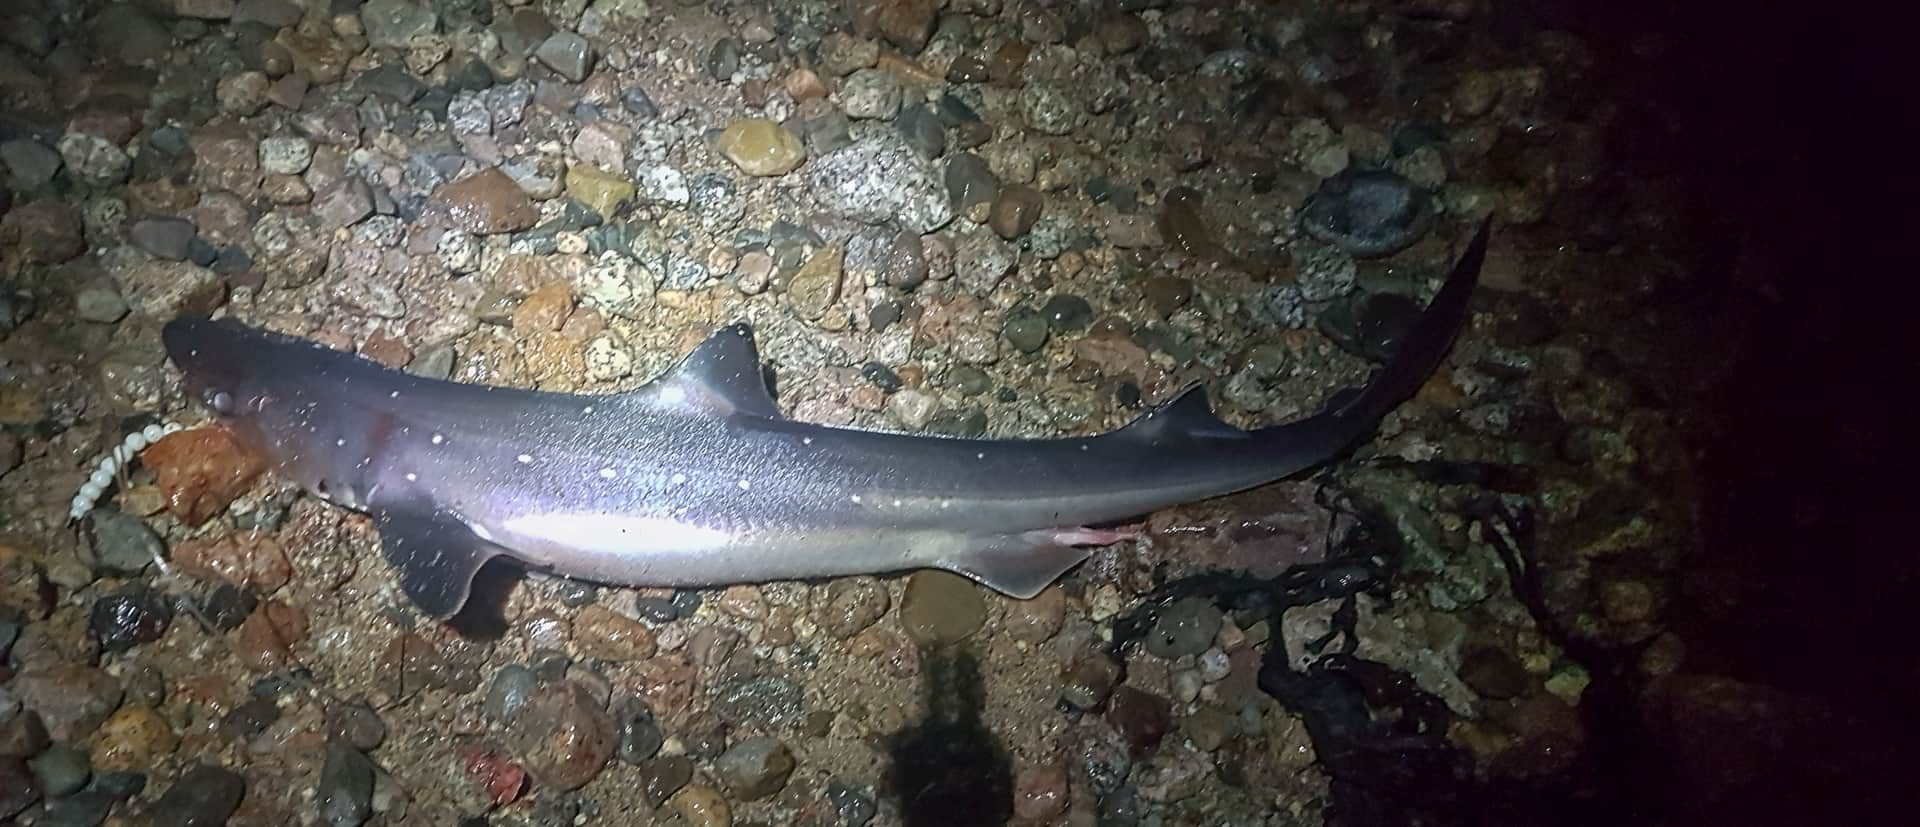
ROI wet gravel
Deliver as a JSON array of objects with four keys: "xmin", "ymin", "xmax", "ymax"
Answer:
[{"xmin": 0, "ymin": 0, "xmax": 1714, "ymax": 824}]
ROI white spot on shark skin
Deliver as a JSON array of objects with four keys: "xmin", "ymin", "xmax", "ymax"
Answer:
[
  {"xmin": 517, "ymin": 453, "xmax": 534, "ymax": 464},
  {"xmin": 801, "ymin": 437, "xmax": 813, "ymax": 446},
  {"xmin": 669, "ymin": 472, "xmax": 688, "ymax": 485},
  {"xmin": 405, "ymin": 472, "xmax": 418, "ymax": 482},
  {"xmin": 657, "ymin": 385, "xmax": 687, "ymax": 405},
  {"xmin": 850, "ymin": 494, "xmax": 863, "ymax": 504},
  {"xmin": 976, "ymin": 452, "xmax": 985, "ymax": 459},
  {"xmin": 336, "ymin": 438, "xmax": 346, "ymax": 447},
  {"xmin": 389, "ymin": 390, "xmax": 400, "ymax": 398},
  {"xmin": 431, "ymin": 433, "xmax": 444, "ymax": 445},
  {"xmin": 583, "ymin": 405, "xmax": 595, "ymax": 415},
  {"xmin": 737, "ymin": 479, "xmax": 752, "ymax": 490},
  {"xmin": 599, "ymin": 468, "xmax": 617, "ymax": 480}
]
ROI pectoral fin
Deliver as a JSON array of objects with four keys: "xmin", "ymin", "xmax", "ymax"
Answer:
[{"xmin": 371, "ymin": 506, "xmax": 499, "ymax": 618}]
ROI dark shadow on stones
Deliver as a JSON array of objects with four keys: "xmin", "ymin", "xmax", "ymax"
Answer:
[
  {"xmin": 886, "ymin": 645, "xmax": 1013, "ymax": 827},
  {"xmin": 444, "ymin": 557, "xmax": 523, "ymax": 640}
]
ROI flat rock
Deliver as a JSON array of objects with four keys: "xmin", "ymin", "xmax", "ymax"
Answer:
[
  {"xmin": 111, "ymin": 260, "xmax": 224, "ymax": 319},
  {"xmin": 807, "ymin": 137, "xmax": 952, "ymax": 232},
  {"xmin": 432, "ymin": 167, "xmax": 537, "ymax": 234}
]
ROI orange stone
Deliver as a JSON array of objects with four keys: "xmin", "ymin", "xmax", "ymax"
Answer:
[{"xmin": 141, "ymin": 426, "xmax": 266, "ymax": 527}]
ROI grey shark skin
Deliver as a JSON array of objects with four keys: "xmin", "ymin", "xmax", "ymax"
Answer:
[{"xmin": 162, "ymin": 224, "xmax": 1487, "ymax": 619}]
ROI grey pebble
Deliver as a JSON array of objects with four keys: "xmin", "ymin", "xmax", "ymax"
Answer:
[
  {"xmin": 713, "ymin": 736, "xmax": 795, "ymax": 800},
  {"xmin": 943, "ymin": 152, "xmax": 998, "ymax": 212},
  {"xmin": 1299, "ymin": 168, "xmax": 1432, "ymax": 258},
  {"xmin": 895, "ymin": 104, "xmax": 945, "ymax": 160},
  {"xmin": 483, "ymin": 664, "xmax": 538, "ymax": 720},
  {"xmin": 146, "ymin": 764, "xmax": 244, "ymax": 827},
  {"xmin": 130, "ymin": 217, "xmax": 195, "ymax": 261},
  {"xmin": 613, "ymin": 696, "xmax": 662, "ymax": 764},
  {"xmin": 81, "ymin": 508, "xmax": 159, "ymax": 576},
  {"xmin": 360, "ymin": 0, "xmax": 438, "ymax": 50},
  {"xmin": 535, "ymin": 32, "xmax": 593, "ymax": 83},
  {"xmin": 1145, "ymin": 597, "xmax": 1223, "ymax": 659},
  {"xmin": 621, "ymin": 86, "xmax": 658, "ymax": 118},
  {"xmin": 712, "ymin": 673, "xmax": 806, "ymax": 730},
  {"xmin": 1003, "ymin": 307, "xmax": 1050, "ymax": 354},
  {"xmin": 1041, "ymin": 294, "xmax": 1093, "ymax": 332},
  {"xmin": 328, "ymin": 703, "xmax": 386, "ymax": 752},
  {"xmin": 828, "ymin": 780, "xmax": 878, "ymax": 827},
  {"xmin": 1, "ymin": 138, "xmax": 63, "ymax": 189},
  {"xmin": 28, "ymin": 743, "xmax": 91, "ymax": 798},
  {"xmin": 74, "ymin": 283, "xmax": 129, "ymax": 324},
  {"xmin": 317, "ymin": 743, "xmax": 375, "ymax": 827},
  {"xmin": 707, "ymin": 38, "xmax": 740, "ymax": 80}
]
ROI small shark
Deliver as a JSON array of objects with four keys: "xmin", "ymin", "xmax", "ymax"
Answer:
[{"xmin": 162, "ymin": 223, "xmax": 1486, "ymax": 619}]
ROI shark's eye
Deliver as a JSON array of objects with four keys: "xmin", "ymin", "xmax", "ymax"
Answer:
[{"xmin": 207, "ymin": 390, "xmax": 235, "ymax": 414}]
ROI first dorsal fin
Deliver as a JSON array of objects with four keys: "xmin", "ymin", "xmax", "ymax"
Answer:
[
  {"xmin": 628, "ymin": 323, "xmax": 783, "ymax": 417},
  {"xmin": 1117, "ymin": 385, "xmax": 1246, "ymax": 444}
]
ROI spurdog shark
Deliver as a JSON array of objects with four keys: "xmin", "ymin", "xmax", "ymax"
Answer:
[{"xmin": 161, "ymin": 223, "xmax": 1487, "ymax": 619}]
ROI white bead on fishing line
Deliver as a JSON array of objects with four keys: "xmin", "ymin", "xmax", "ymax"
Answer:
[{"xmin": 68, "ymin": 419, "xmax": 188, "ymax": 522}]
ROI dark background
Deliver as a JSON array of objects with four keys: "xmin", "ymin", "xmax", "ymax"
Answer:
[{"xmin": 1549, "ymin": 0, "xmax": 1915, "ymax": 821}]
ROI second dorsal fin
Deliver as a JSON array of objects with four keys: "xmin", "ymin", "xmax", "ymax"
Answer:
[
  {"xmin": 627, "ymin": 323, "xmax": 783, "ymax": 417},
  {"xmin": 1116, "ymin": 386, "xmax": 1245, "ymax": 443}
]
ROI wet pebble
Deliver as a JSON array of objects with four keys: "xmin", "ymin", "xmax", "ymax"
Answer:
[
  {"xmin": 715, "ymin": 736, "xmax": 795, "ymax": 800},
  {"xmin": 988, "ymin": 184, "xmax": 1043, "ymax": 239},
  {"xmin": 943, "ymin": 152, "xmax": 998, "ymax": 213},
  {"xmin": 1, "ymin": 138, "xmax": 61, "ymax": 189},
  {"xmin": 88, "ymin": 589, "xmax": 173, "ymax": 652},
  {"xmin": 1105, "ymin": 686, "xmax": 1172, "ymax": 756},
  {"xmin": 808, "ymin": 137, "xmax": 951, "ymax": 232},
  {"xmin": 1060, "ymin": 654, "xmax": 1120, "ymax": 711},
  {"xmin": 130, "ymin": 217, "xmax": 195, "ymax": 261},
  {"xmin": 28, "ymin": 743, "xmax": 91, "ymax": 798},
  {"xmin": 636, "ymin": 755, "xmax": 693, "ymax": 806},
  {"xmin": 147, "ymin": 764, "xmax": 243, "ymax": 827},
  {"xmin": 899, "ymin": 570, "xmax": 986, "ymax": 646},
  {"xmin": 669, "ymin": 783, "xmax": 732, "ymax": 827},
  {"xmin": 0, "ymin": 758, "xmax": 32, "ymax": 819},
  {"xmin": 846, "ymin": 228, "xmax": 927, "ymax": 289},
  {"xmin": 571, "ymin": 605, "xmax": 658, "ymax": 661},
  {"xmin": 535, "ymin": 32, "xmax": 594, "ymax": 83},
  {"xmin": 201, "ymin": 584, "xmax": 256, "ymax": 632},
  {"xmin": 91, "ymin": 705, "xmax": 177, "ymax": 773},
  {"xmin": 1458, "ymin": 647, "xmax": 1530, "ymax": 700},
  {"xmin": 839, "ymin": 68, "xmax": 901, "ymax": 120},
  {"xmin": 1002, "ymin": 307, "xmax": 1050, "ymax": 354},
  {"xmin": 613, "ymin": 696, "xmax": 662, "ymax": 764},
  {"xmin": 1040, "ymin": 294, "xmax": 1093, "ymax": 332},
  {"xmin": 319, "ymin": 742, "xmax": 375, "ymax": 827},
  {"xmin": 717, "ymin": 118, "xmax": 805, "ymax": 177},
  {"xmin": 432, "ymin": 167, "xmax": 538, "ymax": 234},
  {"xmin": 1005, "ymin": 587, "xmax": 1066, "ymax": 643},
  {"xmin": 506, "ymin": 681, "xmax": 614, "ymax": 791},
  {"xmin": 1299, "ymin": 168, "xmax": 1432, "ymax": 258},
  {"xmin": 5, "ymin": 199, "xmax": 85, "ymax": 263},
  {"xmin": 328, "ymin": 703, "xmax": 387, "ymax": 752},
  {"xmin": 484, "ymin": 665, "xmax": 539, "ymax": 721},
  {"xmin": 707, "ymin": 37, "xmax": 740, "ymax": 80},
  {"xmin": 1013, "ymin": 763, "xmax": 1069, "ymax": 820},
  {"xmin": 818, "ymin": 577, "xmax": 890, "ymax": 640},
  {"xmin": 952, "ymin": 228, "xmax": 1014, "ymax": 295},
  {"xmin": 313, "ymin": 179, "xmax": 374, "ymax": 232},
  {"xmin": 82, "ymin": 508, "xmax": 162, "ymax": 575},
  {"xmin": 828, "ymin": 780, "xmax": 877, "ymax": 826},
  {"xmin": 142, "ymin": 427, "xmax": 266, "ymax": 527},
  {"xmin": 1145, "ymin": 598, "xmax": 1222, "ymax": 659},
  {"xmin": 11, "ymin": 665, "xmax": 123, "ymax": 741},
  {"xmin": 0, "ymin": 708, "xmax": 48, "ymax": 757},
  {"xmin": 713, "ymin": 673, "xmax": 806, "ymax": 730},
  {"xmin": 895, "ymin": 104, "xmax": 945, "ymax": 160},
  {"xmin": 886, "ymin": 388, "xmax": 937, "ymax": 430}
]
